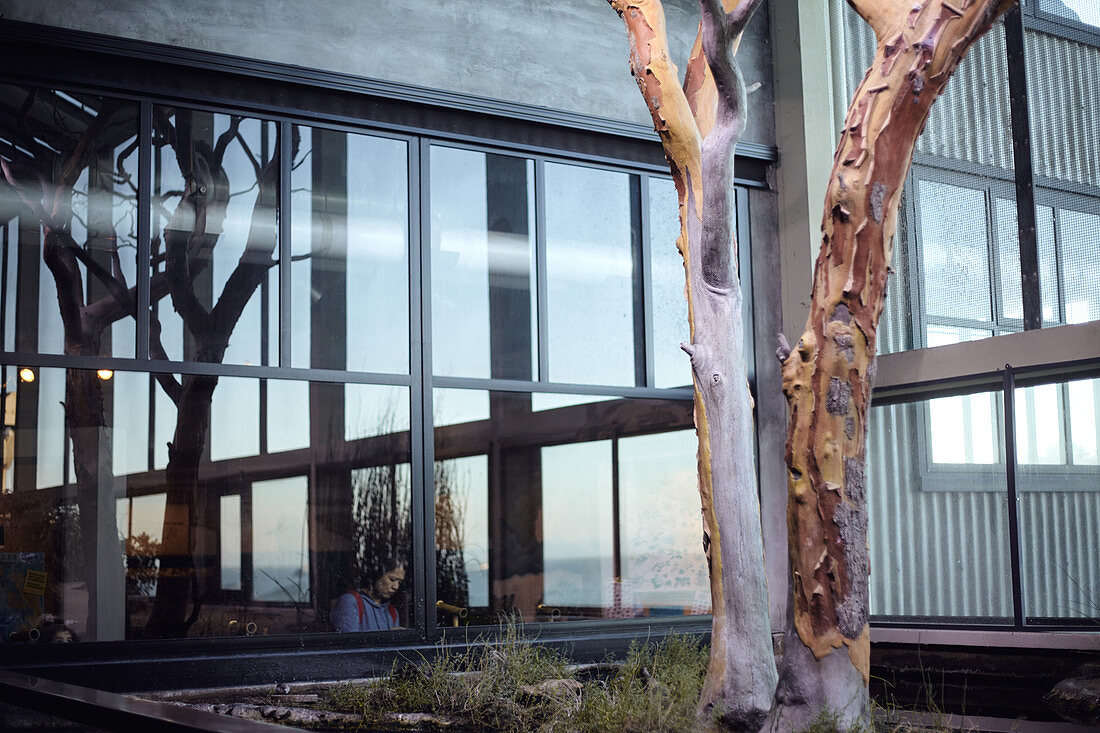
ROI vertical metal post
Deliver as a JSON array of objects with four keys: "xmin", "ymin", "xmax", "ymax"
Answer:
[
  {"xmin": 278, "ymin": 121, "xmax": 292, "ymax": 368},
  {"xmin": 610, "ymin": 433, "xmax": 622, "ymax": 582},
  {"xmin": 636, "ymin": 175, "xmax": 654, "ymax": 388},
  {"xmin": 1002, "ymin": 365, "xmax": 1025, "ymax": 628},
  {"xmin": 411, "ymin": 137, "xmax": 434, "ymax": 638},
  {"xmin": 136, "ymin": 102, "xmax": 152, "ymax": 359},
  {"xmin": 534, "ymin": 159, "xmax": 550, "ymax": 383},
  {"xmin": 1005, "ymin": 6, "xmax": 1042, "ymax": 331}
]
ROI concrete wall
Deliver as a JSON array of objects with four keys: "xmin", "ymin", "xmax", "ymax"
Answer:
[{"xmin": 0, "ymin": 0, "xmax": 775, "ymax": 147}]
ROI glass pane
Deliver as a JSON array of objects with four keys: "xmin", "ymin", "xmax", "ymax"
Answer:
[
  {"xmin": 648, "ymin": 177, "xmax": 691, "ymax": 388},
  {"xmin": 220, "ymin": 494, "xmax": 242, "ymax": 591},
  {"xmin": 252, "ymin": 477, "xmax": 309, "ymax": 603},
  {"xmin": 544, "ymin": 163, "xmax": 638, "ymax": 386},
  {"xmin": 1016, "ymin": 376, "xmax": 1100, "ymax": 624},
  {"xmin": 1014, "ymin": 383, "xmax": 1064, "ymax": 465},
  {"xmin": 1068, "ymin": 378, "xmax": 1099, "ymax": 465},
  {"xmin": 0, "ymin": 367, "xmax": 412, "ymax": 641},
  {"xmin": 433, "ymin": 388, "xmax": 697, "ymax": 625},
  {"xmin": 150, "ymin": 108, "xmax": 279, "ymax": 367},
  {"xmin": 867, "ymin": 395, "xmax": 1012, "ymax": 621},
  {"xmin": 995, "ymin": 200, "xmax": 1059, "ymax": 324},
  {"xmin": 1058, "ymin": 209, "xmax": 1100, "ymax": 325},
  {"xmin": 619, "ymin": 430, "xmax": 709, "ymax": 614},
  {"xmin": 919, "ymin": 180, "xmax": 992, "ymax": 325},
  {"xmin": 0, "ymin": 85, "xmax": 139, "ymax": 359},
  {"xmin": 431, "ymin": 147, "xmax": 535, "ymax": 379},
  {"xmin": 290, "ymin": 126, "xmax": 409, "ymax": 374}
]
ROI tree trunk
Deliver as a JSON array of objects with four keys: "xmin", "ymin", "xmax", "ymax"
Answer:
[
  {"xmin": 608, "ymin": 2, "xmax": 774, "ymax": 728},
  {"xmin": 771, "ymin": 0, "xmax": 1014, "ymax": 728}
]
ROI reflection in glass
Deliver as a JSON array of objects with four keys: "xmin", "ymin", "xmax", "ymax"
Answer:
[
  {"xmin": 1016, "ymin": 376, "xmax": 1100, "ymax": 623},
  {"xmin": 220, "ymin": 494, "xmax": 242, "ymax": 591},
  {"xmin": 0, "ymin": 368, "xmax": 412, "ymax": 641},
  {"xmin": 431, "ymin": 147, "xmax": 535, "ymax": 380},
  {"xmin": 0, "ymin": 86, "xmax": 139, "ymax": 361},
  {"xmin": 919, "ymin": 180, "xmax": 992, "ymax": 324},
  {"xmin": 867, "ymin": 397, "xmax": 1012, "ymax": 621},
  {"xmin": 545, "ymin": 164, "xmax": 639, "ymax": 386},
  {"xmin": 619, "ymin": 431, "xmax": 709, "ymax": 613},
  {"xmin": 433, "ymin": 388, "xmax": 697, "ymax": 625},
  {"xmin": 649, "ymin": 177, "xmax": 691, "ymax": 388},
  {"xmin": 151, "ymin": 109, "xmax": 279, "ymax": 368},
  {"xmin": 291, "ymin": 127, "xmax": 409, "ymax": 374},
  {"xmin": 252, "ymin": 477, "xmax": 309, "ymax": 603}
]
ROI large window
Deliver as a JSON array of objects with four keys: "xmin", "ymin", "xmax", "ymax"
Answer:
[
  {"xmin": 0, "ymin": 82, "xmax": 750, "ymax": 644},
  {"xmin": 826, "ymin": 0, "xmax": 1100, "ymax": 631}
]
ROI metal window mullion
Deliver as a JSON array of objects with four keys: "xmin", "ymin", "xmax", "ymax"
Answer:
[
  {"xmin": 534, "ymin": 159, "xmax": 550, "ymax": 383},
  {"xmin": 736, "ymin": 187, "xmax": 755, "ymax": 385},
  {"xmin": 909, "ymin": 174, "xmax": 930, "ymax": 348},
  {"xmin": 279, "ymin": 120, "xmax": 292, "ymax": 368},
  {"xmin": 1005, "ymin": 6, "xmax": 1042, "ymax": 331},
  {"xmin": 1002, "ymin": 366, "xmax": 1026, "ymax": 628},
  {"xmin": 136, "ymin": 101, "xmax": 152, "ymax": 359},
  {"xmin": 411, "ymin": 136, "xmax": 433, "ymax": 639},
  {"xmin": 638, "ymin": 174, "xmax": 654, "ymax": 388}
]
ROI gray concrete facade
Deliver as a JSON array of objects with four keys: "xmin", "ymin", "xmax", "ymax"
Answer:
[{"xmin": 0, "ymin": 0, "xmax": 775, "ymax": 147}]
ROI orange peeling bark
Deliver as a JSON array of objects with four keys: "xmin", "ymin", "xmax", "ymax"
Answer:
[{"xmin": 772, "ymin": 0, "xmax": 1015, "ymax": 728}]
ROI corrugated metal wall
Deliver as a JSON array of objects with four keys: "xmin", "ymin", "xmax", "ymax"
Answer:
[
  {"xmin": 1025, "ymin": 30, "xmax": 1100, "ymax": 187},
  {"xmin": 823, "ymin": 2, "xmax": 1013, "ymax": 171},
  {"xmin": 826, "ymin": 0, "xmax": 1100, "ymax": 623}
]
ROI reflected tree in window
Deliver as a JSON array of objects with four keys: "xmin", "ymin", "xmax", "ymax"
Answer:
[
  {"xmin": 142, "ymin": 110, "xmax": 292, "ymax": 638},
  {"xmin": 0, "ymin": 89, "xmax": 139, "ymax": 638}
]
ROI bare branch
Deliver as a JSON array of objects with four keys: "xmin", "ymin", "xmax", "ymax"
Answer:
[
  {"xmin": 148, "ymin": 313, "xmax": 182, "ymax": 405},
  {"xmin": 0, "ymin": 159, "xmax": 50, "ymax": 222},
  {"xmin": 213, "ymin": 116, "xmax": 243, "ymax": 168}
]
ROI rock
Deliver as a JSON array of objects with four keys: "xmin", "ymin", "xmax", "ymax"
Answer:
[
  {"xmin": 270, "ymin": 693, "xmax": 320, "ymax": 704},
  {"xmin": 518, "ymin": 678, "xmax": 583, "ymax": 707},
  {"xmin": 1046, "ymin": 663, "xmax": 1100, "ymax": 726}
]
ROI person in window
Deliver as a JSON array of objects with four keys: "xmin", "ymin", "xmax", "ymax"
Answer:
[{"xmin": 331, "ymin": 563, "xmax": 405, "ymax": 633}]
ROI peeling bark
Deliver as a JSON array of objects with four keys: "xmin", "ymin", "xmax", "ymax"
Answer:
[
  {"xmin": 608, "ymin": 1, "xmax": 774, "ymax": 729},
  {"xmin": 770, "ymin": 0, "xmax": 1014, "ymax": 728}
]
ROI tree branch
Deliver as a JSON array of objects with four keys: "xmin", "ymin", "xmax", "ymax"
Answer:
[
  {"xmin": 846, "ymin": 0, "xmax": 904, "ymax": 40},
  {"xmin": 683, "ymin": 23, "xmax": 718, "ymax": 139},
  {"xmin": 148, "ymin": 312, "xmax": 182, "ymax": 405},
  {"xmin": 607, "ymin": 0, "xmax": 703, "ymax": 185},
  {"xmin": 696, "ymin": 0, "xmax": 761, "ymax": 290}
]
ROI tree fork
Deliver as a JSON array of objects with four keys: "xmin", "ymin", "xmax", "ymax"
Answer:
[
  {"xmin": 608, "ymin": 1, "xmax": 774, "ymax": 729},
  {"xmin": 771, "ymin": 0, "xmax": 1014, "ymax": 728}
]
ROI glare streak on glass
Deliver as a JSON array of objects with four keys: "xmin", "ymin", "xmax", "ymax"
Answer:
[{"xmin": 544, "ymin": 163, "xmax": 636, "ymax": 386}]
